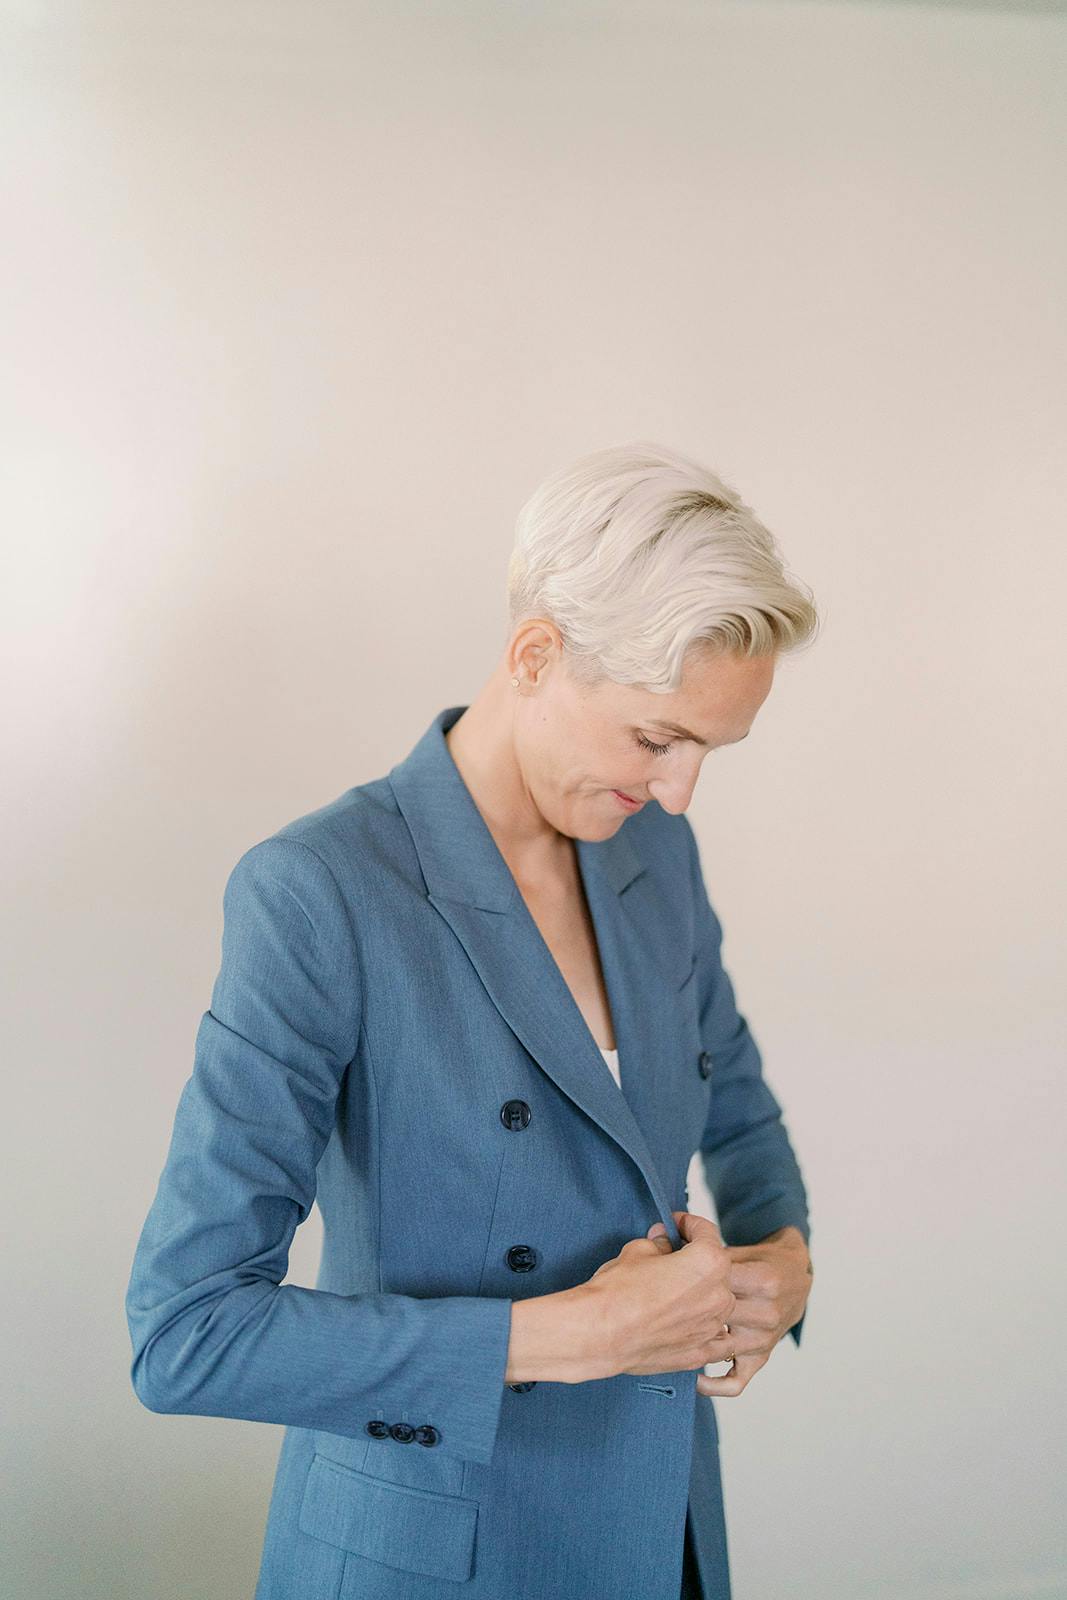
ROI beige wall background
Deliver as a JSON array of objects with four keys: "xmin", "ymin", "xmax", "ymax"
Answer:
[{"xmin": 3, "ymin": 2, "xmax": 1065, "ymax": 1597}]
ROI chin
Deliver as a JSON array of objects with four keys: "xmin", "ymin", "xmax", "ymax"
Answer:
[{"xmin": 558, "ymin": 809, "xmax": 616, "ymax": 844}]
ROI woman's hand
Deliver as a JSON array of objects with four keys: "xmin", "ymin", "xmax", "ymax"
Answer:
[
  {"xmin": 656, "ymin": 1213, "xmax": 813, "ymax": 1397},
  {"xmin": 577, "ymin": 1211, "xmax": 736, "ymax": 1382}
]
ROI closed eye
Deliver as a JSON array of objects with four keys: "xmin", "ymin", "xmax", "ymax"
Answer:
[{"xmin": 636, "ymin": 734, "xmax": 672, "ymax": 756}]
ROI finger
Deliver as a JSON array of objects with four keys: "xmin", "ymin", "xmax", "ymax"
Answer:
[
  {"xmin": 616, "ymin": 1235, "xmax": 672, "ymax": 1261},
  {"xmin": 697, "ymin": 1352, "xmax": 765, "ymax": 1399},
  {"xmin": 671, "ymin": 1210, "xmax": 724, "ymax": 1246},
  {"xmin": 724, "ymin": 1282, "xmax": 784, "ymax": 1329},
  {"xmin": 704, "ymin": 1323, "xmax": 775, "ymax": 1360},
  {"xmin": 621, "ymin": 1236, "xmax": 673, "ymax": 1258},
  {"xmin": 727, "ymin": 1260, "xmax": 778, "ymax": 1297}
]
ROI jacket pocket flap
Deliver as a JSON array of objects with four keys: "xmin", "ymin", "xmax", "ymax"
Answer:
[{"xmin": 299, "ymin": 1453, "xmax": 479, "ymax": 1583}]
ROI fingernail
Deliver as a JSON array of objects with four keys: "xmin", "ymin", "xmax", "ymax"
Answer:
[{"xmin": 648, "ymin": 1222, "xmax": 667, "ymax": 1237}]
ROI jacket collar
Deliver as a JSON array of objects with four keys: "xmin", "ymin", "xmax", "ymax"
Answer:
[
  {"xmin": 387, "ymin": 705, "xmax": 644, "ymax": 910},
  {"xmin": 388, "ymin": 705, "xmax": 677, "ymax": 1225}
]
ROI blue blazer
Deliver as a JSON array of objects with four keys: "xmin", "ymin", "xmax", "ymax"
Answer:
[{"xmin": 126, "ymin": 703, "xmax": 810, "ymax": 1600}]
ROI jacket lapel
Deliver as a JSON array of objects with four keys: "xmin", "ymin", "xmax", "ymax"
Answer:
[{"xmin": 388, "ymin": 705, "xmax": 678, "ymax": 1225}]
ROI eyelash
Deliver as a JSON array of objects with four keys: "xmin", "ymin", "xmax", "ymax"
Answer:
[{"xmin": 636, "ymin": 734, "xmax": 673, "ymax": 756}]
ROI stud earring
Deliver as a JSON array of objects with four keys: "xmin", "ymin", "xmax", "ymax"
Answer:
[{"xmin": 510, "ymin": 676, "xmax": 520, "ymax": 687}]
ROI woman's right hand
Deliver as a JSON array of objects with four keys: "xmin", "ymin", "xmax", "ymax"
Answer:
[{"xmin": 577, "ymin": 1212, "xmax": 736, "ymax": 1381}]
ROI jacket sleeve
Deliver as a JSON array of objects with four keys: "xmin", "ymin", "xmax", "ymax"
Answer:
[
  {"xmin": 681, "ymin": 818, "xmax": 812, "ymax": 1348},
  {"xmin": 125, "ymin": 835, "xmax": 514, "ymax": 1465}
]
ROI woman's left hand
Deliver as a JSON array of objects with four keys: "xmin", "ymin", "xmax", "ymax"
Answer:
[{"xmin": 651, "ymin": 1214, "xmax": 813, "ymax": 1397}]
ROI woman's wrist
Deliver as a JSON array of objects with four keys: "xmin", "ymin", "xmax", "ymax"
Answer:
[{"xmin": 504, "ymin": 1284, "xmax": 609, "ymax": 1385}]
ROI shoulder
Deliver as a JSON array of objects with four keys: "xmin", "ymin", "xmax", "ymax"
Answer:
[{"xmin": 226, "ymin": 775, "xmax": 403, "ymax": 916}]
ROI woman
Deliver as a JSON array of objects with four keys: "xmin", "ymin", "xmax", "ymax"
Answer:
[{"xmin": 126, "ymin": 441, "xmax": 817, "ymax": 1600}]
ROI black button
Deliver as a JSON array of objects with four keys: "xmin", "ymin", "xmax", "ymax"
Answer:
[
  {"xmin": 390, "ymin": 1421, "xmax": 415, "ymax": 1443},
  {"xmin": 500, "ymin": 1099, "xmax": 531, "ymax": 1131},
  {"xmin": 508, "ymin": 1381, "xmax": 537, "ymax": 1393},
  {"xmin": 505, "ymin": 1244, "xmax": 538, "ymax": 1272},
  {"xmin": 414, "ymin": 1424, "xmax": 439, "ymax": 1446},
  {"xmin": 365, "ymin": 1419, "xmax": 390, "ymax": 1439},
  {"xmin": 698, "ymin": 1050, "xmax": 712, "ymax": 1079}
]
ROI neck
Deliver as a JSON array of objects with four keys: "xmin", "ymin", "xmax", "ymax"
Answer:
[{"xmin": 444, "ymin": 673, "xmax": 572, "ymax": 876}]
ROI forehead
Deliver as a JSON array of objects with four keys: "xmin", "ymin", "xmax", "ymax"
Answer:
[{"xmin": 621, "ymin": 651, "xmax": 775, "ymax": 737}]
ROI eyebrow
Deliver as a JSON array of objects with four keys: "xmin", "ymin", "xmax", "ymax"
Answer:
[{"xmin": 647, "ymin": 719, "xmax": 751, "ymax": 747}]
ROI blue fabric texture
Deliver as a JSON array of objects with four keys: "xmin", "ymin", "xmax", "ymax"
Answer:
[{"xmin": 126, "ymin": 704, "xmax": 811, "ymax": 1599}]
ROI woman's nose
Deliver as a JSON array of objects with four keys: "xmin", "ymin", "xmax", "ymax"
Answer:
[{"xmin": 648, "ymin": 762, "xmax": 702, "ymax": 814}]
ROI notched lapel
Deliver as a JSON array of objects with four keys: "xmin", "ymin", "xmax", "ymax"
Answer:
[{"xmin": 388, "ymin": 707, "xmax": 679, "ymax": 1225}]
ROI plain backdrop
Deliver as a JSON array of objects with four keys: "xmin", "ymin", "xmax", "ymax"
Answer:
[{"xmin": 3, "ymin": 2, "xmax": 1065, "ymax": 1598}]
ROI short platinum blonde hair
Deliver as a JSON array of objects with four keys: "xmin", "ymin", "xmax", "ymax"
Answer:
[{"xmin": 506, "ymin": 441, "xmax": 819, "ymax": 693}]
